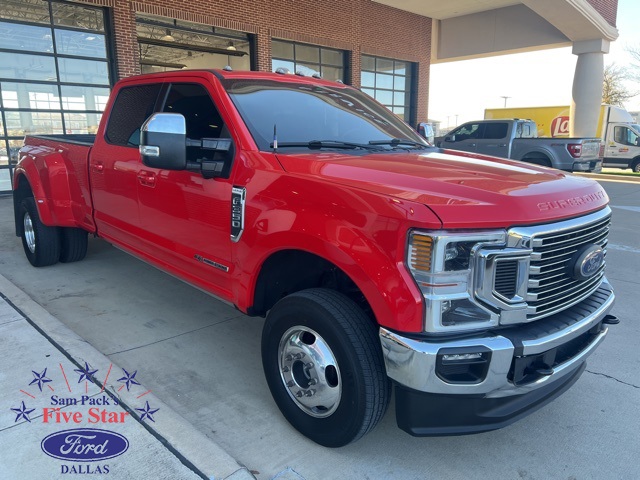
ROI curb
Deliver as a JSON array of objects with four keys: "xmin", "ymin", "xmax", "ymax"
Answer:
[{"xmin": 0, "ymin": 272, "xmax": 255, "ymax": 480}]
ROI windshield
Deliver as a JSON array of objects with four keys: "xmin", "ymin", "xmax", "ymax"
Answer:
[{"xmin": 221, "ymin": 78, "xmax": 428, "ymax": 151}]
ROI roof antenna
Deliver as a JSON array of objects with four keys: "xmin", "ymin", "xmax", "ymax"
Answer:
[{"xmin": 272, "ymin": 124, "xmax": 278, "ymax": 152}]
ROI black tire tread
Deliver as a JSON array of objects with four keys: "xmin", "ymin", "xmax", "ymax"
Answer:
[
  {"xmin": 60, "ymin": 227, "xmax": 88, "ymax": 263},
  {"xmin": 20, "ymin": 197, "xmax": 60, "ymax": 267}
]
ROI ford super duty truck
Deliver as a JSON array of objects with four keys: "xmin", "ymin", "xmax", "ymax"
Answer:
[
  {"xmin": 13, "ymin": 69, "xmax": 618, "ymax": 447},
  {"xmin": 436, "ymin": 119, "xmax": 602, "ymax": 172}
]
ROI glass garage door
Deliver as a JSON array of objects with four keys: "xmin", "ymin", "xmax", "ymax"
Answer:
[{"xmin": 0, "ymin": 0, "xmax": 112, "ymax": 194}]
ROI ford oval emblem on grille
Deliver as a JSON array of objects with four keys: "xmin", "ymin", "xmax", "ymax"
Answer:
[
  {"xmin": 571, "ymin": 244, "xmax": 605, "ymax": 280},
  {"xmin": 41, "ymin": 428, "xmax": 129, "ymax": 462}
]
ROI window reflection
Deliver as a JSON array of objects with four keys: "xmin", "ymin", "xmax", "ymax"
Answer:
[
  {"xmin": 0, "ymin": 22, "xmax": 53, "ymax": 53},
  {"xmin": 360, "ymin": 55, "xmax": 413, "ymax": 123},
  {"xmin": 271, "ymin": 40, "xmax": 345, "ymax": 82},
  {"xmin": 55, "ymin": 30, "xmax": 106, "ymax": 58},
  {"xmin": 57, "ymin": 57, "xmax": 110, "ymax": 85},
  {"xmin": 0, "ymin": 52, "xmax": 57, "ymax": 81},
  {"xmin": 60, "ymin": 86, "xmax": 109, "ymax": 111}
]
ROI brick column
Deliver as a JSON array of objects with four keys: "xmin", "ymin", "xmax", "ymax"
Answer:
[{"xmin": 112, "ymin": 1, "xmax": 140, "ymax": 79}]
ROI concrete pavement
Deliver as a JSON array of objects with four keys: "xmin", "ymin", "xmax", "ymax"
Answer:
[{"xmin": 0, "ymin": 272, "xmax": 255, "ymax": 480}]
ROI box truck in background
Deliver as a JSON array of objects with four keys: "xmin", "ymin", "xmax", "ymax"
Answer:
[{"xmin": 485, "ymin": 105, "xmax": 640, "ymax": 172}]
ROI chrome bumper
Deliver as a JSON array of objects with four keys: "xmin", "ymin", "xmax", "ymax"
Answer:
[{"xmin": 380, "ymin": 280, "xmax": 615, "ymax": 398}]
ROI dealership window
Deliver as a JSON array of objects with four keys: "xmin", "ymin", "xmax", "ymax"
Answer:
[
  {"xmin": 271, "ymin": 40, "xmax": 345, "ymax": 82},
  {"xmin": 136, "ymin": 14, "xmax": 251, "ymax": 74},
  {"xmin": 0, "ymin": 0, "xmax": 112, "ymax": 193},
  {"xmin": 360, "ymin": 55, "xmax": 415, "ymax": 124}
]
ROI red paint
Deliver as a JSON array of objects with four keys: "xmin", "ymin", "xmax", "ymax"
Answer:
[{"xmin": 15, "ymin": 70, "xmax": 609, "ymax": 334}]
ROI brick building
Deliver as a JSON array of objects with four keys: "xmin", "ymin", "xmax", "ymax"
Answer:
[{"xmin": 0, "ymin": 0, "xmax": 619, "ymax": 193}]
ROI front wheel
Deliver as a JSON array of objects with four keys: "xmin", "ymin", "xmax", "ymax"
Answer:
[
  {"xmin": 632, "ymin": 159, "xmax": 640, "ymax": 173},
  {"xmin": 19, "ymin": 197, "xmax": 61, "ymax": 267},
  {"xmin": 261, "ymin": 289, "xmax": 390, "ymax": 447}
]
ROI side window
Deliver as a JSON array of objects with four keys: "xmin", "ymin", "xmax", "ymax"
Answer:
[
  {"xmin": 105, "ymin": 84, "xmax": 161, "ymax": 147},
  {"xmin": 482, "ymin": 122, "xmax": 508, "ymax": 139},
  {"xmin": 614, "ymin": 126, "xmax": 625, "ymax": 144},
  {"xmin": 519, "ymin": 123, "xmax": 536, "ymax": 138},
  {"xmin": 452, "ymin": 123, "xmax": 481, "ymax": 141},
  {"xmin": 162, "ymin": 83, "xmax": 234, "ymax": 172},
  {"xmin": 625, "ymin": 128, "xmax": 639, "ymax": 146},
  {"xmin": 163, "ymin": 83, "xmax": 226, "ymax": 140}
]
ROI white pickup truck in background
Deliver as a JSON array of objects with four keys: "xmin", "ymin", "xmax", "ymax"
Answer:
[{"xmin": 436, "ymin": 119, "xmax": 602, "ymax": 172}]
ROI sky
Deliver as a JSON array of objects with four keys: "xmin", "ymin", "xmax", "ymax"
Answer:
[{"xmin": 428, "ymin": 0, "xmax": 640, "ymax": 129}]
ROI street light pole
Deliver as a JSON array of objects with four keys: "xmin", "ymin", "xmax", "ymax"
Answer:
[{"xmin": 500, "ymin": 96, "xmax": 511, "ymax": 108}]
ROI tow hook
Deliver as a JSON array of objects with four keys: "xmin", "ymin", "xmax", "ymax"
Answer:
[{"xmin": 602, "ymin": 314, "xmax": 619, "ymax": 325}]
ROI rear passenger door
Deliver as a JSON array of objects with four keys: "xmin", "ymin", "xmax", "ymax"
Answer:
[
  {"xmin": 475, "ymin": 122, "xmax": 509, "ymax": 158},
  {"xmin": 91, "ymin": 83, "xmax": 162, "ymax": 249}
]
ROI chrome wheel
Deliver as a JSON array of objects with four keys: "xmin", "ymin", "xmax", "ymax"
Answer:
[
  {"xmin": 278, "ymin": 326, "xmax": 342, "ymax": 418},
  {"xmin": 23, "ymin": 212, "xmax": 36, "ymax": 254}
]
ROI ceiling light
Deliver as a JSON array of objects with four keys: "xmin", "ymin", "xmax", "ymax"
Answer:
[
  {"xmin": 226, "ymin": 41, "xmax": 236, "ymax": 51},
  {"xmin": 161, "ymin": 29, "xmax": 175, "ymax": 42}
]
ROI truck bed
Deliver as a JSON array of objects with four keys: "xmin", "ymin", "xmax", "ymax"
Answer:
[
  {"xmin": 20, "ymin": 134, "xmax": 96, "ymax": 232},
  {"xmin": 29, "ymin": 134, "xmax": 96, "ymax": 146}
]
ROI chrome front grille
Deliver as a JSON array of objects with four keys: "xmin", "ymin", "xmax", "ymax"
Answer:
[
  {"xmin": 473, "ymin": 207, "xmax": 611, "ymax": 326},
  {"xmin": 516, "ymin": 209, "xmax": 610, "ymax": 320}
]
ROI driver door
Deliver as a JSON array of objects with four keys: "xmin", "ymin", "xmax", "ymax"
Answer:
[{"xmin": 136, "ymin": 81, "xmax": 235, "ymax": 297}]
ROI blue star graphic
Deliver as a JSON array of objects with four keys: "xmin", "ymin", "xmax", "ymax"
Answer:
[
  {"xmin": 74, "ymin": 362, "xmax": 98, "ymax": 384},
  {"xmin": 11, "ymin": 401, "xmax": 35, "ymax": 423},
  {"xmin": 29, "ymin": 368, "xmax": 52, "ymax": 392},
  {"xmin": 117, "ymin": 368, "xmax": 141, "ymax": 391},
  {"xmin": 135, "ymin": 401, "xmax": 159, "ymax": 422}
]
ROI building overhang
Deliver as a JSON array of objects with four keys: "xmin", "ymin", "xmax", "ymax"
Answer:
[{"xmin": 374, "ymin": 0, "xmax": 619, "ymax": 63}]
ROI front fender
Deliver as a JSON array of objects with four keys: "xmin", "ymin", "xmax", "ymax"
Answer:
[{"xmin": 233, "ymin": 175, "xmax": 441, "ymax": 333}]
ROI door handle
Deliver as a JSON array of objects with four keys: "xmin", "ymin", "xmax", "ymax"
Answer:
[
  {"xmin": 92, "ymin": 162, "xmax": 104, "ymax": 173},
  {"xmin": 137, "ymin": 171, "xmax": 156, "ymax": 187},
  {"xmin": 469, "ymin": 143, "xmax": 476, "ymax": 147}
]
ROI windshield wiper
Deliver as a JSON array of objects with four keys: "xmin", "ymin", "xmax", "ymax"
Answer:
[
  {"xmin": 270, "ymin": 140, "xmax": 383, "ymax": 151},
  {"xmin": 368, "ymin": 138, "xmax": 429, "ymax": 149}
]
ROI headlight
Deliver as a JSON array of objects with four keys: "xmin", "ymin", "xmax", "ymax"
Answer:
[{"xmin": 407, "ymin": 230, "xmax": 505, "ymax": 333}]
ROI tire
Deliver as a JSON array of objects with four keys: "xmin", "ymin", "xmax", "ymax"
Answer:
[
  {"xmin": 261, "ymin": 288, "xmax": 390, "ymax": 447},
  {"xmin": 19, "ymin": 197, "xmax": 60, "ymax": 267},
  {"xmin": 60, "ymin": 227, "xmax": 88, "ymax": 263},
  {"xmin": 632, "ymin": 160, "xmax": 640, "ymax": 173}
]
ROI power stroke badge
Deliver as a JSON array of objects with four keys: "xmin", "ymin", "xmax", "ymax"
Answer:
[{"xmin": 231, "ymin": 186, "xmax": 246, "ymax": 242}]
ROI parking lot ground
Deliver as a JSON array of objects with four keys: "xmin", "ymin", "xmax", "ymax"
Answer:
[
  {"xmin": 0, "ymin": 174, "xmax": 639, "ymax": 479},
  {"xmin": 0, "ymin": 273, "xmax": 254, "ymax": 480}
]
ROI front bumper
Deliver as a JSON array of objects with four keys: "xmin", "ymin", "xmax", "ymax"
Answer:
[{"xmin": 380, "ymin": 280, "xmax": 616, "ymax": 435}]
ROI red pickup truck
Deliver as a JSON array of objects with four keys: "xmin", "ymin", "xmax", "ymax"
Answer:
[{"xmin": 13, "ymin": 69, "xmax": 617, "ymax": 447}]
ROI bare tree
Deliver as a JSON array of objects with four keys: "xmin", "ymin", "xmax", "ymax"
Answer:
[
  {"xmin": 602, "ymin": 63, "xmax": 636, "ymax": 106},
  {"xmin": 627, "ymin": 44, "xmax": 640, "ymax": 71}
]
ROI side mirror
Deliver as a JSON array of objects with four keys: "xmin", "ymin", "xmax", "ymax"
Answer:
[
  {"xmin": 417, "ymin": 122, "xmax": 434, "ymax": 143},
  {"xmin": 140, "ymin": 113, "xmax": 187, "ymax": 170},
  {"xmin": 445, "ymin": 135, "xmax": 455, "ymax": 142}
]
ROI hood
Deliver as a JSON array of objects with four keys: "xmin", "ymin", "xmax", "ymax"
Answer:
[{"xmin": 275, "ymin": 149, "xmax": 609, "ymax": 228}]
